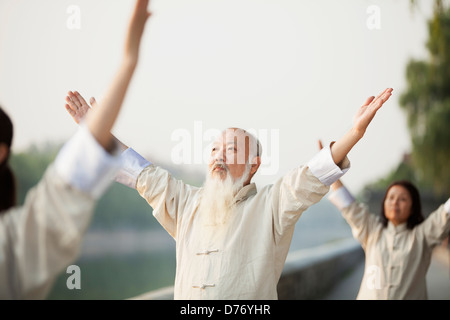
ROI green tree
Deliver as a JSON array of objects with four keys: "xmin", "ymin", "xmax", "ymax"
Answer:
[
  {"xmin": 400, "ymin": 0, "xmax": 450, "ymax": 195},
  {"xmin": 10, "ymin": 143, "xmax": 60, "ymax": 204}
]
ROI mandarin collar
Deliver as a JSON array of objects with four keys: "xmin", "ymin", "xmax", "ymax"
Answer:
[
  {"xmin": 234, "ymin": 183, "xmax": 257, "ymax": 204},
  {"xmin": 387, "ymin": 221, "xmax": 408, "ymax": 233}
]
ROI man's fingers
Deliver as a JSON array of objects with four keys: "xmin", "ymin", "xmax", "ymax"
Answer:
[
  {"xmin": 368, "ymin": 88, "xmax": 388, "ymax": 108},
  {"xmin": 362, "ymin": 96, "xmax": 375, "ymax": 107},
  {"xmin": 68, "ymin": 91, "xmax": 82, "ymax": 109},
  {"xmin": 371, "ymin": 88, "xmax": 393, "ymax": 111},
  {"xmin": 373, "ymin": 88, "xmax": 390, "ymax": 102},
  {"xmin": 65, "ymin": 104, "xmax": 75, "ymax": 115},
  {"xmin": 65, "ymin": 104, "xmax": 81, "ymax": 124},
  {"xmin": 74, "ymin": 91, "xmax": 89, "ymax": 108},
  {"xmin": 65, "ymin": 95, "xmax": 78, "ymax": 111},
  {"xmin": 370, "ymin": 88, "xmax": 393, "ymax": 108}
]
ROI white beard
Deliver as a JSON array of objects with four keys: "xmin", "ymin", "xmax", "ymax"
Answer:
[{"xmin": 198, "ymin": 163, "xmax": 251, "ymax": 226}]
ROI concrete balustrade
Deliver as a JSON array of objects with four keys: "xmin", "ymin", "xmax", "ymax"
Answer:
[{"xmin": 277, "ymin": 238, "xmax": 363, "ymax": 299}]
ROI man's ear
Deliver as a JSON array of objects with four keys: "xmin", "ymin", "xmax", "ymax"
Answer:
[
  {"xmin": 250, "ymin": 156, "xmax": 261, "ymax": 175},
  {"xmin": 0, "ymin": 143, "xmax": 9, "ymax": 164}
]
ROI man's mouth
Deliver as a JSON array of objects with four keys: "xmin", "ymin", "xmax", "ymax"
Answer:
[{"xmin": 212, "ymin": 164, "xmax": 227, "ymax": 173}]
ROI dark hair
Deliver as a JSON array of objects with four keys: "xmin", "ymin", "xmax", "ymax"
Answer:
[
  {"xmin": 0, "ymin": 107, "xmax": 16, "ymax": 212},
  {"xmin": 380, "ymin": 180, "xmax": 424, "ymax": 229}
]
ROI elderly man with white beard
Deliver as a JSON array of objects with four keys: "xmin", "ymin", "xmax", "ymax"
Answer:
[{"xmin": 65, "ymin": 88, "xmax": 393, "ymax": 299}]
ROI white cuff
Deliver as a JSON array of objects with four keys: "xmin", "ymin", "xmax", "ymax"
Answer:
[
  {"xmin": 115, "ymin": 148, "xmax": 151, "ymax": 189},
  {"xmin": 306, "ymin": 143, "xmax": 350, "ymax": 186},
  {"xmin": 444, "ymin": 198, "xmax": 450, "ymax": 215},
  {"xmin": 54, "ymin": 124, "xmax": 122, "ymax": 199},
  {"xmin": 328, "ymin": 186, "xmax": 355, "ymax": 210}
]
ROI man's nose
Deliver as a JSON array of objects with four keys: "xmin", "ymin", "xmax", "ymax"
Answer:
[{"xmin": 213, "ymin": 148, "xmax": 226, "ymax": 162}]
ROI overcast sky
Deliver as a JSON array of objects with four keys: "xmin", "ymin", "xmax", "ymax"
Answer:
[{"xmin": 0, "ymin": 0, "xmax": 434, "ymax": 193}]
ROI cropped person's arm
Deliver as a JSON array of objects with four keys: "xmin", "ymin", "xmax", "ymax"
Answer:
[
  {"xmin": 0, "ymin": 0, "xmax": 152, "ymax": 300},
  {"xmin": 66, "ymin": 0, "xmax": 151, "ymax": 152},
  {"xmin": 0, "ymin": 125, "xmax": 122, "ymax": 299}
]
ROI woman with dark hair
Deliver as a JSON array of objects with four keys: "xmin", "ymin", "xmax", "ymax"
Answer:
[
  {"xmin": 327, "ymin": 173, "xmax": 450, "ymax": 299},
  {"xmin": 379, "ymin": 180, "xmax": 424, "ymax": 229},
  {"xmin": 0, "ymin": 0, "xmax": 151, "ymax": 299}
]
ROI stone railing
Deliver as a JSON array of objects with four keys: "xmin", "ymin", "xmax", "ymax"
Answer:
[{"xmin": 277, "ymin": 237, "xmax": 363, "ymax": 299}]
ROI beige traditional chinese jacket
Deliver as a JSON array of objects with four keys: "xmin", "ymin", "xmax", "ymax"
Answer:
[{"xmin": 117, "ymin": 144, "xmax": 350, "ymax": 299}]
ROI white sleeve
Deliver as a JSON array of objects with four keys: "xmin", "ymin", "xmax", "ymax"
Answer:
[
  {"xmin": 328, "ymin": 185, "xmax": 356, "ymax": 210},
  {"xmin": 53, "ymin": 123, "xmax": 122, "ymax": 199},
  {"xmin": 306, "ymin": 142, "xmax": 350, "ymax": 186},
  {"xmin": 114, "ymin": 147, "xmax": 152, "ymax": 189}
]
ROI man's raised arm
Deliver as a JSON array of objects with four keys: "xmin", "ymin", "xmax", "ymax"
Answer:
[
  {"xmin": 330, "ymin": 88, "xmax": 393, "ymax": 165},
  {"xmin": 304, "ymin": 88, "xmax": 393, "ymax": 187}
]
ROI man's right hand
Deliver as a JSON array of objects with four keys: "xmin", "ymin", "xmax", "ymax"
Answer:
[
  {"xmin": 65, "ymin": 91, "xmax": 96, "ymax": 124},
  {"xmin": 65, "ymin": 90, "xmax": 129, "ymax": 151}
]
